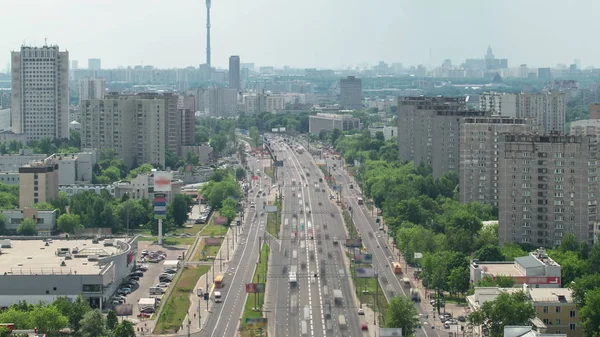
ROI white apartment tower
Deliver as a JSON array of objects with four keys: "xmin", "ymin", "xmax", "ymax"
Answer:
[
  {"xmin": 79, "ymin": 77, "xmax": 106, "ymax": 103},
  {"xmin": 479, "ymin": 92, "xmax": 518, "ymax": 117},
  {"xmin": 459, "ymin": 116, "xmax": 542, "ymax": 207},
  {"xmin": 11, "ymin": 45, "xmax": 69, "ymax": 141},
  {"xmin": 80, "ymin": 93, "xmax": 171, "ymax": 168}
]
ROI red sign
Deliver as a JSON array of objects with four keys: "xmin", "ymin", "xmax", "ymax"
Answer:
[
  {"xmin": 512, "ymin": 276, "xmax": 561, "ymax": 285},
  {"xmin": 252, "ymin": 175, "xmax": 259, "ymax": 181}
]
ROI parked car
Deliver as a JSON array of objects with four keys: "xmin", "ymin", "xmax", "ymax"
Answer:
[
  {"xmin": 140, "ymin": 307, "xmax": 155, "ymax": 314},
  {"xmin": 112, "ymin": 300, "xmax": 124, "ymax": 306},
  {"xmin": 148, "ymin": 258, "xmax": 159, "ymax": 263},
  {"xmin": 128, "ymin": 275, "xmax": 140, "ymax": 281},
  {"xmin": 137, "ymin": 265, "xmax": 148, "ymax": 272},
  {"xmin": 137, "ymin": 313, "xmax": 151, "ymax": 319},
  {"xmin": 156, "ymin": 283, "xmax": 169, "ymax": 288},
  {"xmin": 164, "ymin": 269, "xmax": 177, "ymax": 275}
]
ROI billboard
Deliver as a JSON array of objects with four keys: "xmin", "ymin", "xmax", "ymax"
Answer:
[
  {"xmin": 345, "ymin": 238, "xmax": 362, "ymax": 248},
  {"xmin": 214, "ymin": 216, "xmax": 228, "ymax": 225},
  {"xmin": 245, "ymin": 283, "xmax": 266, "ymax": 293},
  {"xmin": 354, "ymin": 254, "xmax": 373, "ymax": 263},
  {"xmin": 265, "ymin": 205, "xmax": 277, "ymax": 213},
  {"xmin": 154, "ymin": 193, "xmax": 167, "ymax": 220},
  {"xmin": 113, "ymin": 304, "xmax": 134, "ymax": 316},
  {"xmin": 512, "ymin": 276, "xmax": 560, "ymax": 285},
  {"xmin": 380, "ymin": 328, "xmax": 403, "ymax": 336},
  {"xmin": 205, "ymin": 238, "xmax": 222, "ymax": 246},
  {"xmin": 153, "ymin": 172, "xmax": 173, "ymax": 192},
  {"xmin": 272, "ymin": 128, "xmax": 278, "ymax": 133},
  {"xmin": 355, "ymin": 267, "xmax": 376, "ymax": 278},
  {"xmin": 279, "ymin": 127, "xmax": 286, "ymax": 132},
  {"xmin": 246, "ymin": 318, "xmax": 267, "ymax": 328}
]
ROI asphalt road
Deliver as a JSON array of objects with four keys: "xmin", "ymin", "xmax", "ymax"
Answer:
[
  {"xmin": 268, "ymin": 138, "xmax": 363, "ymax": 337},
  {"xmin": 200, "ymin": 156, "xmax": 269, "ymax": 337},
  {"xmin": 320, "ymin": 152, "xmax": 441, "ymax": 337}
]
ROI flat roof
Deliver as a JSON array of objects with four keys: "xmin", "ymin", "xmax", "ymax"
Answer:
[
  {"xmin": 529, "ymin": 288, "xmax": 573, "ymax": 303},
  {"xmin": 0, "ymin": 239, "xmax": 122, "ymax": 276},
  {"xmin": 479, "ymin": 263, "xmax": 524, "ymax": 277}
]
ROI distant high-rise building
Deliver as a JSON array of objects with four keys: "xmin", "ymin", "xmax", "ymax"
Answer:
[
  {"xmin": 81, "ymin": 93, "xmax": 182, "ymax": 168},
  {"xmin": 11, "ymin": 45, "xmax": 70, "ymax": 141},
  {"xmin": 204, "ymin": 87, "xmax": 238, "ymax": 117},
  {"xmin": 79, "ymin": 77, "xmax": 106, "ymax": 103},
  {"xmin": 590, "ymin": 104, "xmax": 600, "ymax": 120},
  {"xmin": 397, "ymin": 96, "xmax": 487, "ymax": 178},
  {"xmin": 498, "ymin": 133, "xmax": 599, "ymax": 247},
  {"xmin": 538, "ymin": 68, "xmax": 552, "ymax": 81},
  {"xmin": 228, "ymin": 56, "xmax": 241, "ymax": 91},
  {"xmin": 459, "ymin": 116, "xmax": 542, "ymax": 207},
  {"xmin": 480, "ymin": 91, "xmax": 566, "ymax": 134},
  {"xmin": 71, "ymin": 60, "xmax": 78, "ymax": 70},
  {"xmin": 340, "ymin": 76, "xmax": 362, "ymax": 110},
  {"xmin": 88, "ymin": 58, "xmax": 101, "ymax": 70}
]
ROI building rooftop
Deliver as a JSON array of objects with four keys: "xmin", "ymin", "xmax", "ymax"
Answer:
[
  {"xmin": 477, "ymin": 262, "xmax": 523, "ymax": 277},
  {"xmin": 528, "ymin": 288, "xmax": 573, "ymax": 304},
  {"xmin": 0, "ymin": 239, "xmax": 122, "ymax": 276}
]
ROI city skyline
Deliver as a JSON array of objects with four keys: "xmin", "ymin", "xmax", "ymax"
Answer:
[{"xmin": 1, "ymin": 0, "xmax": 599, "ymax": 70}]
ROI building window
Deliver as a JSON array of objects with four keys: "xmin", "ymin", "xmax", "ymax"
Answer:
[
  {"xmin": 555, "ymin": 319, "xmax": 560, "ymax": 325},
  {"xmin": 556, "ymin": 306, "xmax": 561, "ymax": 313},
  {"xmin": 543, "ymin": 306, "xmax": 548, "ymax": 313},
  {"xmin": 569, "ymin": 323, "xmax": 576, "ymax": 330},
  {"xmin": 570, "ymin": 310, "xmax": 576, "ymax": 317}
]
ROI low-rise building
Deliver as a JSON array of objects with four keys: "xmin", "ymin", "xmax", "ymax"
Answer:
[
  {"xmin": 470, "ymin": 248, "xmax": 561, "ymax": 288},
  {"xmin": 569, "ymin": 119, "xmax": 600, "ymax": 137},
  {"xmin": 59, "ymin": 184, "xmax": 113, "ymax": 197},
  {"xmin": 0, "ymin": 171, "xmax": 19, "ymax": 185},
  {"xmin": 468, "ymin": 286, "xmax": 582, "ymax": 337},
  {"xmin": 367, "ymin": 125, "xmax": 398, "ymax": 140},
  {"xmin": 0, "ymin": 238, "xmax": 137, "ymax": 308},
  {"xmin": 0, "ymin": 209, "xmax": 57, "ymax": 236},
  {"xmin": 308, "ymin": 113, "xmax": 360, "ymax": 135},
  {"xmin": 19, "ymin": 162, "xmax": 59, "ymax": 209}
]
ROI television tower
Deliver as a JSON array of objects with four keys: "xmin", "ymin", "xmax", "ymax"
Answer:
[{"xmin": 206, "ymin": 0, "xmax": 212, "ymax": 67}]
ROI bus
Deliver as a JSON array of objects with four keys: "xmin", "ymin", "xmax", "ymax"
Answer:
[
  {"xmin": 357, "ymin": 197, "xmax": 364, "ymax": 205},
  {"xmin": 214, "ymin": 274, "xmax": 225, "ymax": 288},
  {"xmin": 392, "ymin": 262, "xmax": 402, "ymax": 275}
]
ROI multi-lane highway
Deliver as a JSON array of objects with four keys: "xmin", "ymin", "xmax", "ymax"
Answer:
[
  {"xmin": 267, "ymin": 138, "xmax": 362, "ymax": 337},
  {"xmin": 200, "ymin": 155, "xmax": 270, "ymax": 337},
  {"xmin": 320, "ymin": 148, "xmax": 440, "ymax": 337}
]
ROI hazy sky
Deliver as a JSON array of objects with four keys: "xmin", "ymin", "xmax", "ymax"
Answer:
[{"xmin": 1, "ymin": 0, "xmax": 598, "ymax": 70}]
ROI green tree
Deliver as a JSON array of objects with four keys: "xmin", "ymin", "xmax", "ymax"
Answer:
[
  {"xmin": 385, "ymin": 295, "xmax": 419, "ymax": 334},
  {"xmin": 30, "ymin": 305, "xmax": 69, "ymax": 336},
  {"xmin": 477, "ymin": 275, "xmax": 515, "ymax": 288},
  {"xmin": 579, "ymin": 288, "xmax": 600, "ymax": 337},
  {"xmin": 468, "ymin": 291, "xmax": 535, "ymax": 337},
  {"xmin": 548, "ymin": 250, "xmax": 587, "ymax": 286},
  {"xmin": 559, "ymin": 233, "xmax": 580, "ymax": 252},
  {"xmin": 106, "ymin": 310, "xmax": 118, "ymax": 330},
  {"xmin": 249, "ymin": 126, "xmax": 260, "ymax": 146},
  {"xmin": 0, "ymin": 308, "xmax": 31, "ymax": 329},
  {"xmin": 51, "ymin": 192, "xmax": 71, "ymax": 215},
  {"xmin": 79, "ymin": 309, "xmax": 106, "ymax": 337},
  {"xmin": 113, "ymin": 320, "xmax": 136, "ymax": 337},
  {"xmin": 0, "ymin": 327, "xmax": 11, "ymax": 337},
  {"xmin": 447, "ymin": 267, "xmax": 470, "ymax": 295},
  {"xmin": 17, "ymin": 218, "xmax": 37, "ymax": 236},
  {"xmin": 220, "ymin": 197, "xmax": 237, "ymax": 223},
  {"xmin": 475, "ymin": 244, "xmax": 504, "ymax": 261},
  {"xmin": 0, "ymin": 215, "xmax": 7, "ymax": 235},
  {"xmin": 167, "ymin": 194, "xmax": 192, "ymax": 227},
  {"xmin": 235, "ymin": 167, "xmax": 246, "ymax": 180},
  {"xmin": 57, "ymin": 213, "xmax": 82, "ymax": 234},
  {"xmin": 500, "ymin": 243, "xmax": 526, "ymax": 261},
  {"xmin": 570, "ymin": 273, "xmax": 600, "ymax": 308}
]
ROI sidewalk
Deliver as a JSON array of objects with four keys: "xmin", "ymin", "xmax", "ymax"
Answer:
[{"xmin": 175, "ymin": 219, "xmax": 245, "ymax": 335}]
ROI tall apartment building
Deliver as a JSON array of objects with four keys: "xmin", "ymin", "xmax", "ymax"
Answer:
[
  {"xmin": 18, "ymin": 162, "xmax": 59, "ymax": 208},
  {"xmin": 80, "ymin": 93, "xmax": 179, "ymax": 168},
  {"xmin": 204, "ymin": 87, "xmax": 238, "ymax": 117},
  {"xmin": 517, "ymin": 92, "xmax": 566, "ymax": 134},
  {"xmin": 243, "ymin": 93, "xmax": 286, "ymax": 114},
  {"xmin": 498, "ymin": 134, "xmax": 598, "ymax": 247},
  {"xmin": 79, "ymin": 77, "xmax": 106, "ymax": 103},
  {"xmin": 88, "ymin": 58, "xmax": 101, "ymax": 70},
  {"xmin": 228, "ymin": 56, "xmax": 241, "ymax": 91},
  {"xmin": 397, "ymin": 96, "xmax": 487, "ymax": 178},
  {"xmin": 479, "ymin": 92, "xmax": 518, "ymax": 117},
  {"xmin": 180, "ymin": 108, "xmax": 195, "ymax": 146},
  {"xmin": 479, "ymin": 92, "xmax": 566, "ymax": 134},
  {"xmin": 309, "ymin": 113, "xmax": 360, "ymax": 135},
  {"xmin": 11, "ymin": 45, "xmax": 70, "ymax": 141},
  {"xmin": 340, "ymin": 76, "xmax": 362, "ymax": 110},
  {"xmin": 460, "ymin": 116, "xmax": 542, "ymax": 207},
  {"xmin": 589, "ymin": 104, "xmax": 600, "ymax": 120}
]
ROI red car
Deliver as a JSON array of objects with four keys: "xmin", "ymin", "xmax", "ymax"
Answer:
[
  {"xmin": 137, "ymin": 313, "xmax": 151, "ymax": 319},
  {"xmin": 361, "ymin": 323, "xmax": 368, "ymax": 331}
]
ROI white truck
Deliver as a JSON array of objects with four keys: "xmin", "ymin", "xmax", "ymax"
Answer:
[
  {"xmin": 333, "ymin": 289, "xmax": 343, "ymax": 305},
  {"xmin": 338, "ymin": 315, "xmax": 347, "ymax": 329},
  {"xmin": 289, "ymin": 265, "xmax": 298, "ymax": 284}
]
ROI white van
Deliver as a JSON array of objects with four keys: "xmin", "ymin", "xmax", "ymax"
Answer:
[{"xmin": 214, "ymin": 291, "xmax": 222, "ymax": 303}]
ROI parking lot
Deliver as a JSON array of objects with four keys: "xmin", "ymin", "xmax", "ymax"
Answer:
[{"xmin": 111, "ymin": 241, "xmax": 186, "ymax": 321}]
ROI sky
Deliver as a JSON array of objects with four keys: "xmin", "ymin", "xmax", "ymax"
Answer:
[{"xmin": 1, "ymin": 0, "xmax": 598, "ymax": 71}]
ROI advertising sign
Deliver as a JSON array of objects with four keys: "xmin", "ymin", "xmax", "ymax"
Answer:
[
  {"xmin": 113, "ymin": 304, "xmax": 134, "ymax": 316},
  {"xmin": 205, "ymin": 238, "xmax": 222, "ymax": 246},
  {"xmin": 153, "ymin": 172, "xmax": 173, "ymax": 192},
  {"xmin": 265, "ymin": 205, "xmax": 277, "ymax": 213},
  {"xmin": 512, "ymin": 276, "xmax": 560, "ymax": 285},
  {"xmin": 214, "ymin": 216, "xmax": 228, "ymax": 225},
  {"xmin": 279, "ymin": 127, "xmax": 286, "ymax": 132},
  {"xmin": 245, "ymin": 318, "xmax": 267, "ymax": 328},
  {"xmin": 245, "ymin": 283, "xmax": 266, "ymax": 293},
  {"xmin": 355, "ymin": 267, "xmax": 376, "ymax": 278},
  {"xmin": 380, "ymin": 328, "xmax": 403, "ymax": 336},
  {"xmin": 345, "ymin": 238, "xmax": 362, "ymax": 248},
  {"xmin": 354, "ymin": 254, "xmax": 373, "ymax": 263},
  {"xmin": 154, "ymin": 193, "xmax": 167, "ymax": 220}
]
